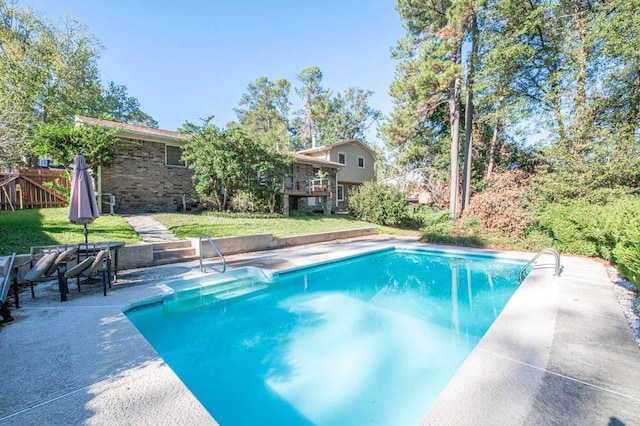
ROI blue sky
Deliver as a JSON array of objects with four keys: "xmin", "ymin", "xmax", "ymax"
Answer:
[{"xmin": 22, "ymin": 0, "xmax": 405, "ymax": 144}]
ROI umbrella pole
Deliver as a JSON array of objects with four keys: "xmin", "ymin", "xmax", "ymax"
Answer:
[{"xmin": 83, "ymin": 223, "xmax": 89, "ymax": 245}]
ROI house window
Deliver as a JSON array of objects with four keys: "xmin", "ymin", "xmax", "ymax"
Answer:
[
  {"xmin": 308, "ymin": 197, "xmax": 316, "ymax": 207},
  {"xmin": 166, "ymin": 145, "xmax": 186, "ymax": 167},
  {"xmin": 337, "ymin": 184, "xmax": 344, "ymax": 202},
  {"xmin": 338, "ymin": 152, "xmax": 346, "ymax": 165},
  {"xmin": 358, "ymin": 156, "xmax": 365, "ymax": 168}
]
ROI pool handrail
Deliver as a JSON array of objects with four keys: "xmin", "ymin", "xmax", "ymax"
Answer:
[
  {"xmin": 199, "ymin": 235, "xmax": 226, "ymax": 274},
  {"xmin": 520, "ymin": 247, "xmax": 560, "ymax": 280}
]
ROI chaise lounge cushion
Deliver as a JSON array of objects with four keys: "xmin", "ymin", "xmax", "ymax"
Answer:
[
  {"xmin": 45, "ymin": 247, "xmax": 79, "ymax": 277},
  {"xmin": 89, "ymin": 249, "xmax": 109, "ymax": 274},
  {"xmin": 24, "ymin": 252, "xmax": 58, "ymax": 282},
  {"xmin": 64, "ymin": 256, "xmax": 94, "ymax": 278}
]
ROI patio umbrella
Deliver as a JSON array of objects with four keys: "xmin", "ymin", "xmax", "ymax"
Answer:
[{"xmin": 68, "ymin": 153, "xmax": 100, "ymax": 244}]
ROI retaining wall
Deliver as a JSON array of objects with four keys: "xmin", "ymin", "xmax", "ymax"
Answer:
[{"xmin": 11, "ymin": 227, "xmax": 379, "ymax": 282}]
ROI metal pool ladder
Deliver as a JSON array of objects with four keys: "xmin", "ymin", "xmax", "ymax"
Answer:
[
  {"xmin": 199, "ymin": 235, "xmax": 226, "ymax": 273},
  {"xmin": 520, "ymin": 247, "xmax": 561, "ymax": 280}
]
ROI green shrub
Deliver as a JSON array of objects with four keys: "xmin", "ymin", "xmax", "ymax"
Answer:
[
  {"xmin": 537, "ymin": 196, "xmax": 640, "ymax": 288},
  {"xmin": 348, "ymin": 182, "xmax": 408, "ymax": 226},
  {"xmin": 410, "ymin": 208, "xmax": 450, "ymax": 227}
]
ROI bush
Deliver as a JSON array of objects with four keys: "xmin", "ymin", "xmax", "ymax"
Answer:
[
  {"xmin": 410, "ymin": 208, "xmax": 450, "ymax": 228},
  {"xmin": 349, "ymin": 182, "xmax": 408, "ymax": 226},
  {"xmin": 463, "ymin": 170, "xmax": 533, "ymax": 237},
  {"xmin": 230, "ymin": 191, "xmax": 258, "ymax": 213},
  {"xmin": 537, "ymin": 196, "xmax": 640, "ymax": 288}
]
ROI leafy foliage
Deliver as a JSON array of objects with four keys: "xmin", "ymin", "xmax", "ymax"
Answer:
[
  {"xmin": 537, "ymin": 196, "xmax": 640, "ymax": 288},
  {"xmin": 234, "ymin": 77, "xmax": 292, "ymax": 151},
  {"xmin": 0, "ymin": 93, "xmax": 30, "ymax": 167},
  {"xmin": 0, "ymin": 2, "xmax": 155, "ymax": 164},
  {"xmin": 33, "ymin": 121, "xmax": 118, "ymax": 168},
  {"xmin": 42, "ymin": 169, "xmax": 73, "ymax": 201},
  {"xmin": 96, "ymin": 81, "xmax": 158, "ymax": 128},
  {"xmin": 348, "ymin": 181, "xmax": 408, "ymax": 226},
  {"xmin": 292, "ymin": 66, "xmax": 382, "ymax": 149},
  {"xmin": 180, "ymin": 118, "xmax": 291, "ymax": 213}
]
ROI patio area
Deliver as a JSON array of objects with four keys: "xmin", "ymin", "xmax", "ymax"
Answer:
[{"xmin": 1, "ymin": 236, "xmax": 639, "ymax": 425}]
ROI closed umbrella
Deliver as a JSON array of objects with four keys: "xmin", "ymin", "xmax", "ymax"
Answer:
[{"xmin": 68, "ymin": 153, "xmax": 100, "ymax": 244}]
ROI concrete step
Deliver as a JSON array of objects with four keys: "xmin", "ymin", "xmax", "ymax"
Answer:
[
  {"xmin": 152, "ymin": 255, "xmax": 200, "ymax": 266},
  {"xmin": 153, "ymin": 247, "xmax": 196, "ymax": 261},
  {"xmin": 152, "ymin": 240, "xmax": 193, "ymax": 251}
]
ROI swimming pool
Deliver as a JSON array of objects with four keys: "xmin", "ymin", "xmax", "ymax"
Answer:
[{"xmin": 125, "ymin": 247, "xmax": 528, "ymax": 425}]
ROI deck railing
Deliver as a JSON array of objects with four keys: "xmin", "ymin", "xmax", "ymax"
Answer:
[{"xmin": 0, "ymin": 169, "xmax": 68, "ymax": 210}]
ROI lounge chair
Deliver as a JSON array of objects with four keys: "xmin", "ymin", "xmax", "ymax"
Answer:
[
  {"xmin": 22, "ymin": 247, "xmax": 78, "ymax": 299},
  {"xmin": 62, "ymin": 249, "xmax": 111, "ymax": 297}
]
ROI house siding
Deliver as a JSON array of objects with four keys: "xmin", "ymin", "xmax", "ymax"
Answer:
[
  {"xmin": 100, "ymin": 138, "xmax": 193, "ymax": 213},
  {"xmin": 329, "ymin": 144, "xmax": 375, "ymax": 183}
]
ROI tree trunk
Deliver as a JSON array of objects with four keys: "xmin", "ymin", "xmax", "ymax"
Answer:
[
  {"xmin": 486, "ymin": 121, "xmax": 500, "ymax": 178},
  {"xmin": 573, "ymin": 0, "xmax": 589, "ymax": 152},
  {"xmin": 486, "ymin": 95, "xmax": 504, "ymax": 178},
  {"xmin": 461, "ymin": 12, "xmax": 478, "ymax": 213},
  {"xmin": 449, "ymin": 46, "xmax": 462, "ymax": 220}
]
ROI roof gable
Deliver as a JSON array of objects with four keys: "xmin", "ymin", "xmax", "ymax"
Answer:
[{"xmin": 297, "ymin": 139, "xmax": 377, "ymax": 159}]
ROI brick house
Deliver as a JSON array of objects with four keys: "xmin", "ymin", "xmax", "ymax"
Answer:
[
  {"xmin": 76, "ymin": 116, "xmax": 376, "ymax": 215},
  {"xmin": 76, "ymin": 116, "xmax": 193, "ymax": 214}
]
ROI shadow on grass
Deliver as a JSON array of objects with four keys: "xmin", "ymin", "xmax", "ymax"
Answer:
[{"xmin": 0, "ymin": 209, "xmax": 57, "ymax": 254}]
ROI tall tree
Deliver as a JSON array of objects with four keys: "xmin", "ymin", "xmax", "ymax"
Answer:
[
  {"xmin": 293, "ymin": 66, "xmax": 381, "ymax": 149},
  {"xmin": 0, "ymin": 2, "xmax": 102, "ymax": 123},
  {"xmin": 94, "ymin": 81, "xmax": 158, "ymax": 128},
  {"xmin": 294, "ymin": 66, "xmax": 329, "ymax": 148},
  {"xmin": 461, "ymin": 7, "xmax": 479, "ymax": 212},
  {"xmin": 234, "ymin": 76, "xmax": 291, "ymax": 151},
  {"xmin": 0, "ymin": 94, "xmax": 29, "ymax": 166},
  {"xmin": 0, "ymin": 1, "xmax": 156, "ymax": 164},
  {"xmin": 387, "ymin": 0, "xmax": 472, "ymax": 218}
]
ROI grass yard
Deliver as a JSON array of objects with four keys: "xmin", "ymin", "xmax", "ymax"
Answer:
[
  {"xmin": 152, "ymin": 210, "xmax": 418, "ymax": 239},
  {"xmin": 0, "ymin": 208, "xmax": 419, "ymax": 256},
  {"xmin": 0, "ymin": 208, "xmax": 141, "ymax": 255}
]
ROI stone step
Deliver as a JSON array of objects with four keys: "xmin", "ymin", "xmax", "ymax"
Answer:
[
  {"xmin": 153, "ymin": 247, "xmax": 196, "ymax": 261},
  {"xmin": 152, "ymin": 240, "xmax": 193, "ymax": 251}
]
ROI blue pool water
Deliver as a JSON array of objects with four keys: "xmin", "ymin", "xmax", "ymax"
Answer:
[{"xmin": 126, "ymin": 248, "xmax": 527, "ymax": 425}]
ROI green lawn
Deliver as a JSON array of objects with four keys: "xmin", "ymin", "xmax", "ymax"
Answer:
[
  {"xmin": 0, "ymin": 208, "xmax": 419, "ymax": 256},
  {"xmin": 0, "ymin": 208, "xmax": 141, "ymax": 255},
  {"xmin": 152, "ymin": 210, "xmax": 415, "ymax": 239}
]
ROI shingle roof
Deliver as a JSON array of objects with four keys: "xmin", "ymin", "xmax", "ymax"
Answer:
[
  {"xmin": 292, "ymin": 153, "xmax": 343, "ymax": 168},
  {"xmin": 75, "ymin": 116, "xmax": 192, "ymax": 141},
  {"xmin": 76, "ymin": 116, "xmax": 344, "ymax": 169}
]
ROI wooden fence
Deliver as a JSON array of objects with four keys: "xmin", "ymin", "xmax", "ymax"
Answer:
[{"xmin": 0, "ymin": 169, "xmax": 69, "ymax": 210}]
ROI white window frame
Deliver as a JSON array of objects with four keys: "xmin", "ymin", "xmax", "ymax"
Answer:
[
  {"xmin": 338, "ymin": 151, "xmax": 347, "ymax": 165},
  {"xmin": 166, "ymin": 144, "xmax": 186, "ymax": 168},
  {"xmin": 337, "ymin": 184, "xmax": 344, "ymax": 202},
  {"xmin": 358, "ymin": 156, "xmax": 365, "ymax": 169}
]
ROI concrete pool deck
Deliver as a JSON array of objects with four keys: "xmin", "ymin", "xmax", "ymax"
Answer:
[{"xmin": 1, "ymin": 236, "xmax": 639, "ymax": 425}]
